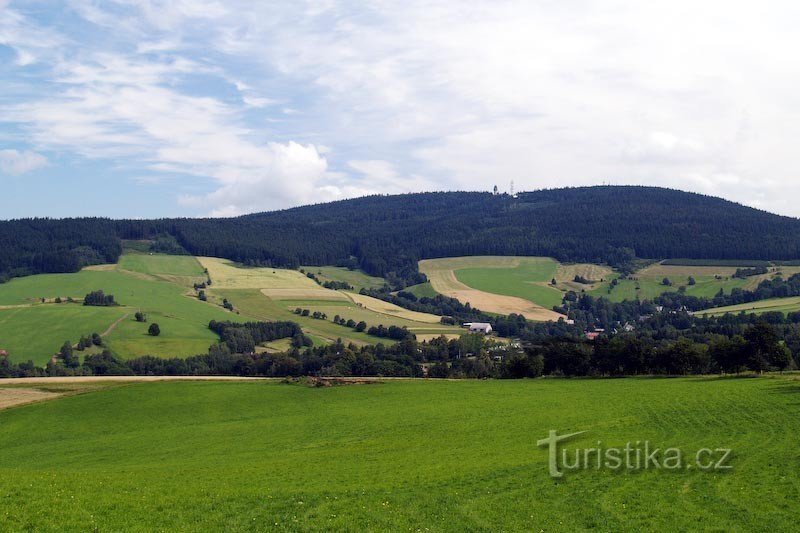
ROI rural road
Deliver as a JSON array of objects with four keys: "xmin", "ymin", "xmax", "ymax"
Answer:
[{"xmin": 0, "ymin": 376, "xmax": 272, "ymax": 385}]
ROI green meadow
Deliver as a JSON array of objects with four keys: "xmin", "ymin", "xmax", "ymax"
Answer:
[
  {"xmin": 0, "ymin": 376, "xmax": 798, "ymax": 531},
  {"xmin": 698, "ymin": 296, "xmax": 800, "ymax": 317},
  {"xmin": 0, "ymin": 258, "xmax": 243, "ymax": 364}
]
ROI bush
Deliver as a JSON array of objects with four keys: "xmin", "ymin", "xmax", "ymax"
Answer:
[{"xmin": 148, "ymin": 323, "xmax": 161, "ymax": 336}]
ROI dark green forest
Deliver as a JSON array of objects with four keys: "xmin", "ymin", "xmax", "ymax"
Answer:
[{"xmin": 3, "ymin": 186, "xmax": 800, "ymax": 285}]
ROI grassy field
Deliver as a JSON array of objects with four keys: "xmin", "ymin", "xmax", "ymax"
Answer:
[
  {"xmin": 404, "ymin": 281, "xmax": 438, "ymax": 298},
  {"xmin": 302, "ymin": 266, "xmax": 387, "ymax": 292},
  {"xmin": 697, "ymin": 296, "xmax": 800, "ymax": 317},
  {"xmin": 0, "ymin": 257, "xmax": 243, "ymax": 363},
  {"xmin": 0, "ymin": 255, "xmax": 463, "ymax": 363},
  {"xmin": 419, "ymin": 257, "xmax": 564, "ymax": 320},
  {"xmin": 0, "ymin": 376, "xmax": 798, "ymax": 530},
  {"xmin": 591, "ymin": 263, "xmax": 800, "ymax": 303},
  {"xmin": 0, "ymin": 305, "xmax": 127, "ymax": 364}
]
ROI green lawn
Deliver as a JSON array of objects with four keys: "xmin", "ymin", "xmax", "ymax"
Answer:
[
  {"xmin": 0, "ymin": 377, "xmax": 798, "ymax": 530},
  {"xmin": 455, "ymin": 258, "xmax": 563, "ymax": 309}
]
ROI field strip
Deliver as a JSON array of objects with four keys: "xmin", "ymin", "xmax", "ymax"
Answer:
[
  {"xmin": 344, "ymin": 292, "xmax": 443, "ymax": 323},
  {"xmin": 424, "ymin": 268, "xmax": 563, "ymax": 320},
  {"xmin": 261, "ymin": 288, "xmax": 349, "ymax": 301},
  {"xmin": 0, "ymin": 376, "xmax": 272, "ymax": 385},
  {"xmin": 0, "ymin": 388, "xmax": 63, "ymax": 410}
]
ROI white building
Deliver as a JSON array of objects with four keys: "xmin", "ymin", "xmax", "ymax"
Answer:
[{"xmin": 467, "ymin": 322, "xmax": 493, "ymax": 334}]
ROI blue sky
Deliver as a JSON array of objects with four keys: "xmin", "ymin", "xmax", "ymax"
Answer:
[{"xmin": 2, "ymin": 1, "xmax": 800, "ymax": 219}]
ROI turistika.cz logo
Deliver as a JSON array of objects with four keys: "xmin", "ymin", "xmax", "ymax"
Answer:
[{"xmin": 537, "ymin": 430, "xmax": 733, "ymax": 478}]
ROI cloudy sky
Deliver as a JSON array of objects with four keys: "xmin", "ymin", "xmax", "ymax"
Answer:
[{"xmin": 2, "ymin": 1, "xmax": 799, "ymax": 218}]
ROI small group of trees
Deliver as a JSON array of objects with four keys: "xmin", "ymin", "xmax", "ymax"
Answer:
[
  {"xmin": 83, "ymin": 290, "xmax": 116, "ymax": 306},
  {"xmin": 367, "ymin": 324, "xmax": 414, "ymax": 341},
  {"xmin": 332, "ymin": 315, "xmax": 368, "ymax": 332},
  {"xmin": 733, "ymin": 266, "xmax": 769, "ymax": 279}
]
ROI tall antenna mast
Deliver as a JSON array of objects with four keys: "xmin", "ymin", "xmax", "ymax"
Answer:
[{"xmin": 510, "ymin": 180, "xmax": 515, "ymax": 197}]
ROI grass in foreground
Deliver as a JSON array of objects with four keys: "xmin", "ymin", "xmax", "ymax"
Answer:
[{"xmin": 0, "ymin": 377, "xmax": 798, "ymax": 531}]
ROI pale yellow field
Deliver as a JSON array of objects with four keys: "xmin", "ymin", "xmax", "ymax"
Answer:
[
  {"xmin": 198, "ymin": 257, "xmax": 319, "ymax": 290},
  {"xmin": 0, "ymin": 387, "xmax": 61, "ymax": 410},
  {"xmin": 554, "ymin": 263, "xmax": 614, "ymax": 291},
  {"xmin": 261, "ymin": 288, "xmax": 350, "ymax": 301},
  {"xmin": 345, "ymin": 292, "xmax": 443, "ymax": 323},
  {"xmin": 420, "ymin": 256, "xmax": 537, "ymax": 270},
  {"xmin": 419, "ymin": 263, "xmax": 563, "ymax": 321},
  {"xmin": 415, "ymin": 333, "xmax": 462, "ymax": 342}
]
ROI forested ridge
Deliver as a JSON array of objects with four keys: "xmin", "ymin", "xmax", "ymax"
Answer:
[{"xmin": 3, "ymin": 186, "xmax": 800, "ymax": 284}]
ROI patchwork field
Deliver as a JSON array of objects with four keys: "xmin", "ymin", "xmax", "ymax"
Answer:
[
  {"xmin": 0, "ymin": 254, "xmax": 464, "ymax": 363},
  {"xmin": 592, "ymin": 263, "xmax": 799, "ymax": 303},
  {"xmin": 419, "ymin": 257, "xmax": 566, "ymax": 320},
  {"xmin": 199, "ymin": 258, "xmax": 461, "ymax": 344},
  {"xmin": 0, "ymin": 376, "xmax": 797, "ymax": 530}
]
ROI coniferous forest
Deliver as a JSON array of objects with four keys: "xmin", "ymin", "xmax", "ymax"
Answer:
[{"xmin": 3, "ymin": 186, "xmax": 800, "ymax": 284}]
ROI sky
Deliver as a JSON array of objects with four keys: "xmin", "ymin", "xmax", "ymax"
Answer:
[{"xmin": 2, "ymin": 0, "xmax": 800, "ymax": 219}]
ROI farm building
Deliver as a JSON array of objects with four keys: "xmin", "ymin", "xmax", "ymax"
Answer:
[{"xmin": 465, "ymin": 322, "xmax": 492, "ymax": 334}]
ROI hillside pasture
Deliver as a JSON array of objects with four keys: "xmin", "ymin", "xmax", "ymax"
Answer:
[
  {"xmin": 592, "ymin": 262, "xmax": 798, "ymax": 302},
  {"xmin": 419, "ymin": 257, "xmax": 564, "ymax": 320},
  {"xmin": 346, "ymin": 291, "xmax": 443, "ymax": 323},
  {"xmin": 697, "ymin": 296, "xmax": 800, "ymax": 317},
  {"xmin": 198, "ymin": 257, "xmax": 318, "ymax": 290},
  {"xmin": 0, "ymin": 305, "xmax": 127, "ymax": 365},
  {"xmin": 302, "ymin": 265, "xmax": 387, "ymax": 291},
  {"xmin": 0, "ymin": 377, "xmax": 798, "ymax": 530},
  {"xmin": 117, "ymin": 253, "xmax": 206, "ymax": 287},
  {"xmin": 0, "ymin": 259, "xmax": 244, "ymax": 363}
]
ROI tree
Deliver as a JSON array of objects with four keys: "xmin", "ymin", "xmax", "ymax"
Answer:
[
  {"xmin": 687, "ymin": 276, "xmax": 696, "ymax": 286},
  {"xmin": 662, "ymin": 278, "xmax": 672, "ymax": 286},
  {"xmin": 355, "ymin": 321, "xmax": 367, "ymax": 332},
  {"xmin": 148, "ymin": 323, "xmax": 161, "ymax": 337},
  {"xmin": 135, "ymin": 311, "xmax": 147, "ymax": 322},
  {"xmin": 59, "ymin": 341, "xmax": 79, "ymax": 368}
]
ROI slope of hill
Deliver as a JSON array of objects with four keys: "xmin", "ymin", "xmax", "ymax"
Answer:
[{"xmin": 3, "ymin": 186, "xmax": 800, "ymax": 285}]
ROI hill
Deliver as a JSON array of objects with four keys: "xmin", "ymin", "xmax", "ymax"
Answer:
[{"xmin": 3, "ymin": 186, "xmax": 800, "ymax": 286}]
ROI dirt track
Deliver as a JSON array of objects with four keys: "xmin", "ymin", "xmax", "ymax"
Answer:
[{"xmin": 0, "ymin": 376, "xmax": 270, "ymax": 385}]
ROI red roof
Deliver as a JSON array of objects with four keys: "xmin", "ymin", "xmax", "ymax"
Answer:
[{"xmin": 584, "ymin": 332, "xmax": 601, "ymax": 341}]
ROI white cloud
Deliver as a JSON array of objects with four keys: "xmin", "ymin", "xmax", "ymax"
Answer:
[
  {"xmin": 4, "ymin": 0, "xmax": 800, "ymax": 216},
  {"xmin": 0, "ymin": 149, "xmax": 48, "ymax": 175}
]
